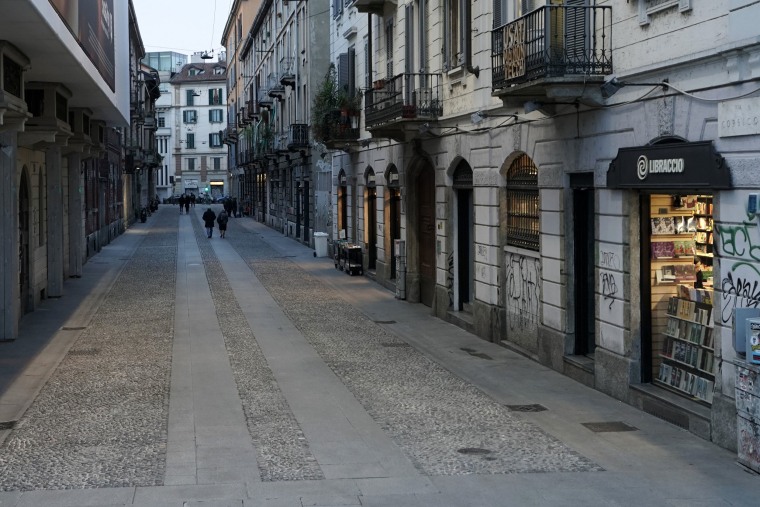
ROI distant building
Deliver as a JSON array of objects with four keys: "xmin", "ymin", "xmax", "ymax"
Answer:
[
  {"xmin": 170, "ymin": 58, "xmax": 229, "ymax": 200},
  {"xmin": 143, "ymin": 52, "xmax": 188, "ymax": 200}
]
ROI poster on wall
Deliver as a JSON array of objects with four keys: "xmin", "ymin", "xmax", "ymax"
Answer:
[{"xmin": 49, "ymin": 0, "xmax": 115, "ymax": 92}]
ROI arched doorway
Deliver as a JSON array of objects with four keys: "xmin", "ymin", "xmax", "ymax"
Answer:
[
  {"xmin": 365, "ymin": 168, "xmax": 377, "ymax": 271},
  {"xmin": 386, "ymin": 166, "xmax": 401, "ymax": 279},
  {"xmin": 337, "ymin": 170, "xmax": 348, "ymax": 238},
  {"xmin": 416, "ymin": 163, "xmax": 436, "ymax": 307},
  {"xmin": 18, "ymin": 169, "xmax": 31, "ymax": 315},
  {"xmin": 452, "ymin": 161, "xmax": 473, "ymax": 310}
]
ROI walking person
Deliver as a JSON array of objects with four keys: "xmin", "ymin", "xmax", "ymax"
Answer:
[
  {"xmin": 190, "ymin": 193, "xmax": 196, "ymax": 208},
  {"xmin": 184, "ymin": 195, "xmax": 190, "ymax": 215},
  {"xmin": 202, "ymin": 207, "xmax": 216, "ymax": 238},
  {"xmin": 217, "ymin": 209, "xmax": 229, "ymax": 238},
  {"xmin": 231, "ymin": 198, "xmax": 238, "ymax": 218},
  {"xmin": 178, "ymin": 194, "xmax": 185, "ymax": 215}
]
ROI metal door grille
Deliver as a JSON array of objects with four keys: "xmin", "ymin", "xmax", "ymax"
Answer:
[{"xmin": 506, "ymin": 154, "xmax": 539, "ymax": 251}]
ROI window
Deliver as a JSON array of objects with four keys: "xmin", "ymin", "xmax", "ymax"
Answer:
[
  {"xmin": 209, "ymin": 88, "xmax": 224, "ymax": 105},
  {"xmin": 443, "ymin": 0, "xmax": 462, "ymax": 70},
  {"xmin": 188, "ymin": 67, "xmax": 202, "ymax": 76},
  {"xmin": 209, "ymin": 109, "xmax": 224, "ymax": 123},
  {"xmin": 188, "ymin": 158, "xmax": 196, "ymax": 171},
  {"xmin": 209, "ymin": 132, "xmax": 222, "ymax": 148},
  {"xmin": 505, "ymin": 154, "xmax": 539, "ymax": 251},
  {"xmin": 186, "ymin": 89, "xmax": 196, "ymax": 106},
  {"xmin": 213, "ymin": 157, "xmax": 221, "ymax": 171},
  {"xmin": 158, "ymin": 115, "xmax": 166, "ymax": 128},
  {"xmin": 186, "ymin": 133, "xmax": 195, "ymax": 149},
  {"xmin": 213, "ymin": 66, "xmax": 225, "ymax": 75},
  {"xmin": 639, "ymin": 0, "xmax": 691, "ymax": 25},
  {"xmin": 183, "ymin": 110, "xmax": 197, "ymax": 123}
]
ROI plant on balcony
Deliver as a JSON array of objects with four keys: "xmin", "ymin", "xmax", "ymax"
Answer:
[
  {"xmin": 311, "ymin": 65, "xmax": 340, "ymax": 143},
  {"xmin": 338, "ymin": 90, "xmax": 362, "ymax": 118}
]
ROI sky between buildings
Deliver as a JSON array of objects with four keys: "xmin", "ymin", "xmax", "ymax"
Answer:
[{"xmin": 131, "ymin": 0, "xmax": 233, "ymax": 59}]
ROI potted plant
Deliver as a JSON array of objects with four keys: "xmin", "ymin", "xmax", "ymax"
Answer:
[{"xmin": 311, "ymin": 65, "xmax": 340, "ymax": 143}]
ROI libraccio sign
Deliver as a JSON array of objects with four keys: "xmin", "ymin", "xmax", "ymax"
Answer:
[{"xmin": 607, "ymin": 141, "xmax": 731, "ymax": 189}]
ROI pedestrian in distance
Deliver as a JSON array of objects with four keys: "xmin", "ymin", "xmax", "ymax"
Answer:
[
  {"xmin": 178, "ymin": 194, "xmax": 185, "ymax": 214},
  {"xmin": 190, "ymin": 193, "xmax": 196, "ymax": 208},
  {"xmin": 184, "ymin": 195, "xmax": 190, "ymax": 215},
  {"xmin": 217, "ymin": 209, "xmax": 229, "ymax": 238},
  {"xmin": 202, "ymin": 208, "xmax": 216, "ymax": 238},
  {"xmin": 232, "ymin": 198, "xmax": 238, "ymax": 218}
]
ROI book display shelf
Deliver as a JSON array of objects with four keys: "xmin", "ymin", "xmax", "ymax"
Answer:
[
  {"xmin": 656, "ymin": 288, "xmax": 715, "ymax": 404},
  {"xmin": 649, "ymin": 194, "xmax": 715, "ymax": 404}
]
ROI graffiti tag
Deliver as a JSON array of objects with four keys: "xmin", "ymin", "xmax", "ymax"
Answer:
[
  {"xmin": 600, "ymin": 272, "xmax": 618, "ymax": 310},
  {"xmin": 599, "ymin": 250, "xmax": 621, "ymax": 271},
  {"xmin": 716, "ymin": 222, "xmax": 760, "ymax": 262},
  {"xmin": 721, "ymin": 261, "xmax": 760, "ymax": 324},
  {"xmin": 505, "ymin": 253, "xmax": 541, "ymax": 331}
]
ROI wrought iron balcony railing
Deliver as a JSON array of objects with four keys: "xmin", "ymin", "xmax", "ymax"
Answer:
[
  {"xmin": 287, "ymin": 123, "xmax": 309, "ymax": 151},
  {"xmin": 491, "ymin": 5, "xmax": 612, "ymax": 91},
  {"xmin": 365, "ymin": 73, "xmax": 442, "ymax": 129}
]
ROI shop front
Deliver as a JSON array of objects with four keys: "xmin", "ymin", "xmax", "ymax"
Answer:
[{"xmin": 608, "ymin": 139, "xmax": 731, "ymax": 412}]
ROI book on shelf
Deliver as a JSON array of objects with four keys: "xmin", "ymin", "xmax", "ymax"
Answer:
[
  {"xmin": 677, "ymin": 285, "xmax": 713, "ymax": 305},
  {"xmin": 651, "ymin": 217, "xmax": 676, "ymax": 235},
  {"xmin": 652, "ymin": 241, "xmax": 676, "ymax": 259},
  {"xmin": 673, "ymin": 263, "xmax": 696, "ymax": 281}
]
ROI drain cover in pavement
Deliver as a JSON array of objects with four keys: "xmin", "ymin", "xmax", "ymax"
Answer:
[
  {"xmin": 460, "ymin": 348, "xmax": 493, "ymax": 360},
  {"xmin": 581, "ymin": 421, "xmax": 638, "ymax": 433},
  {"xmin": 506, "ymin": 404, "xmax": 548, "ymax": 413},
  {"xmin": 457, "ymin": 447, "xmax": 492, "ymax": 455}
]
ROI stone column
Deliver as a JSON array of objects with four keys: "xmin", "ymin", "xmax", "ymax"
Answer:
[
  {"xmin": 46, "ymin": 144, "xmax": 64, "ymax": 297},
  {"xmin": 0, "ymin": 132, "xmax": 19, "ymax": 340},
  {"xmin": 67, "ymin": 152, "xmax": 83, "ymax": 278}
]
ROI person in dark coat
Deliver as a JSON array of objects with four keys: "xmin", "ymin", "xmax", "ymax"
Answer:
[
  {"xmin": 231, "ymin": 198, "xmax": 238, "ymax": 218},
  {"xmin": 202, "ymin": 208, "xmax": 216, "ymax": 238},
  {"xmin": 217, "ymin": 209, "xmax": 229, "ymax": 238},
  {"xmin": 178, "ymin": 194, "xmax": 185, "ymax": 214},
  {"xmin": 184, "ymin": 195, "xmax": 190, "ymax": 215}
]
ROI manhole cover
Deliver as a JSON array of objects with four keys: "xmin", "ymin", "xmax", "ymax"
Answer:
[
  {"xmin": 0, "ymin": 421, "xmax": 17, "ymax": 430},
  {"xmin": 69, "ymin": 348, "xmax": 100, "ymax": 356},
  {"xmin": 582, "ymin": 421, "xmax": 638, "ymax": 433},
  {"xmin": 506, "ymin": 404, "xmax": 548, "ymax": 412},
  {"xmin": 373, "ymin": 320, "xmax": 397, "ymax": 324},
  {"xmin": 61, "ymin": 326, "xmax": 86, "ymax": 331},
  {"xmin": 380, "ymin": 342, "xmax": 411, "ymax": 348},
  {"xmin": 457, "ymin": 447, "xmax": 492, "ymax": 455}
]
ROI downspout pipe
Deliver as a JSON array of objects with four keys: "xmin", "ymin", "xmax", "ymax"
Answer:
[{"xmin": 464, "ymin": 0, "xmax": 480, "ymax": 78}]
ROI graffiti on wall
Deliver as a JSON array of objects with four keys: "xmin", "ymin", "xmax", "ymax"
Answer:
[
  {"xmin": 600, "ymin": 271, "xmax": 619, "ymax": 310},
  {"xmin": 721, "ymin": 261, "xmax": 760, "ymax": 324},
  {"xmin": 505, "ymin": 253, "xmax": 541, "ymax": 331},
  {"xmin": 715, "ymin": 221, "xmax": 760, "ymax": 325},
  {"xmin": 447, "ymin": 251, "xmax": 454, "ymax": 308}
]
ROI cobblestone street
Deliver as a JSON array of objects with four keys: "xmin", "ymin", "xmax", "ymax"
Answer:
[{"xmin": 0, "ymin": 207, "xmax": 756, "ymax": 506}]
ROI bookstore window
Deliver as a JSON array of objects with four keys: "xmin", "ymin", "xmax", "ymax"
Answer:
[{"xmin": 650, "ymin": 193, "xmax": 715, "ymax": 404}]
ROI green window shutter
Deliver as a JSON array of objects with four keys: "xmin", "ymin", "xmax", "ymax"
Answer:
[{"xmin": 186, "ymin": 89, "xmax": 194, "ymax": 106}]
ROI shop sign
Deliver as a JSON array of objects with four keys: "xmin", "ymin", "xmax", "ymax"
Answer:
[
  {"xmin": 719, "ymin": 97, "xmax": 760, "ymax": 138},
  {"xmin": 607, "ymin": 141, "xmax": 731, "ymax": 189}
]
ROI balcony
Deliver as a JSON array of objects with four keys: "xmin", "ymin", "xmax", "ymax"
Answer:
[
  {"xmin": 354, "ymin": 0, "xmax": 396, "ymax": 15},
  {"xmin": 491, "ymin": 5, "xmax": 612, "ymax": 106},
  {"xmin": 279, "ymin": 58, "xmax": 296, "ymax": 89},
  {"xmin": 246, "ymin": 99, "xmax": 258, "ymax": 122},
  {"xmin": 364, "ymin": 73, "xmax": 442, "ymax": 142},
  {"xmin": 287, "ymin": 123, "xmax": 309, "ymax": 151},
  {"xmin": 319, "ymin": 110, "xmax": 360, "ymax": 150},
  {"xmin": 258, "ymin": 89, "xmax": 273, "ymax": 109}
]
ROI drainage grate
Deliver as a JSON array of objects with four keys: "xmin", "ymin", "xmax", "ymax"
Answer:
[
  {"xmin": 506, "ymin": 404, "xmax": 548, "ymax": 413},
  {"xmin": 380, "ymin": 342, "xmax": 411, "ymax": 348},
  {"xmin": 581, "ymin": 421, "xmax": 638, "ymax": 433},
  {"xmin": 457, "ymin": 447, "xmax": 492, "ymax": 455},
  {"xmin": 68, "ymin": 348, "xmax": 100, "ymax": 356},
  {"xmin": 460, "ymin": 348, "xmax": 493, "ymax": 360},
  {"xmin": 0, "ymin": 421, "xmax": 17, "ymax": 430},
  {"xmin": 373, "ymin": 320, "xmax": 397, "ymax": 324},
  {"xmin": 61, "ymin": 326, "xmax": 87, "ymax": 331}
]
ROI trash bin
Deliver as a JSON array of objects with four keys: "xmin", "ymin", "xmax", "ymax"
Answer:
[{"xmin": 313, "ymin": 232, "xmax": 328, "ymax": 257}]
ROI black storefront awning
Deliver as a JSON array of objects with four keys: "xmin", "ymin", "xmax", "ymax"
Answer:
[{"xmin": 607, "ymin": 141, "xmax": 731, "ymax": 190}]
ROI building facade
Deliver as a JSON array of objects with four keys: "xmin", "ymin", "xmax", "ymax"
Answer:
[
  {"xmin": 143, "ymin": 51, "xmax": 189, "ymax": 201},
  {"xmin": 323, "ymin": 0, "xmax": 760, "ymax": 452},
  {"xmin": 170, "ymin": 59, "xmax": 229, "ymax": 201},
  {"xmin": 1, "ymin": 0, "xmax": 156, "ymax": 341},
  {"xmin": 223, "ymin": 0, "xmax": 330, "ymax": 241}
]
